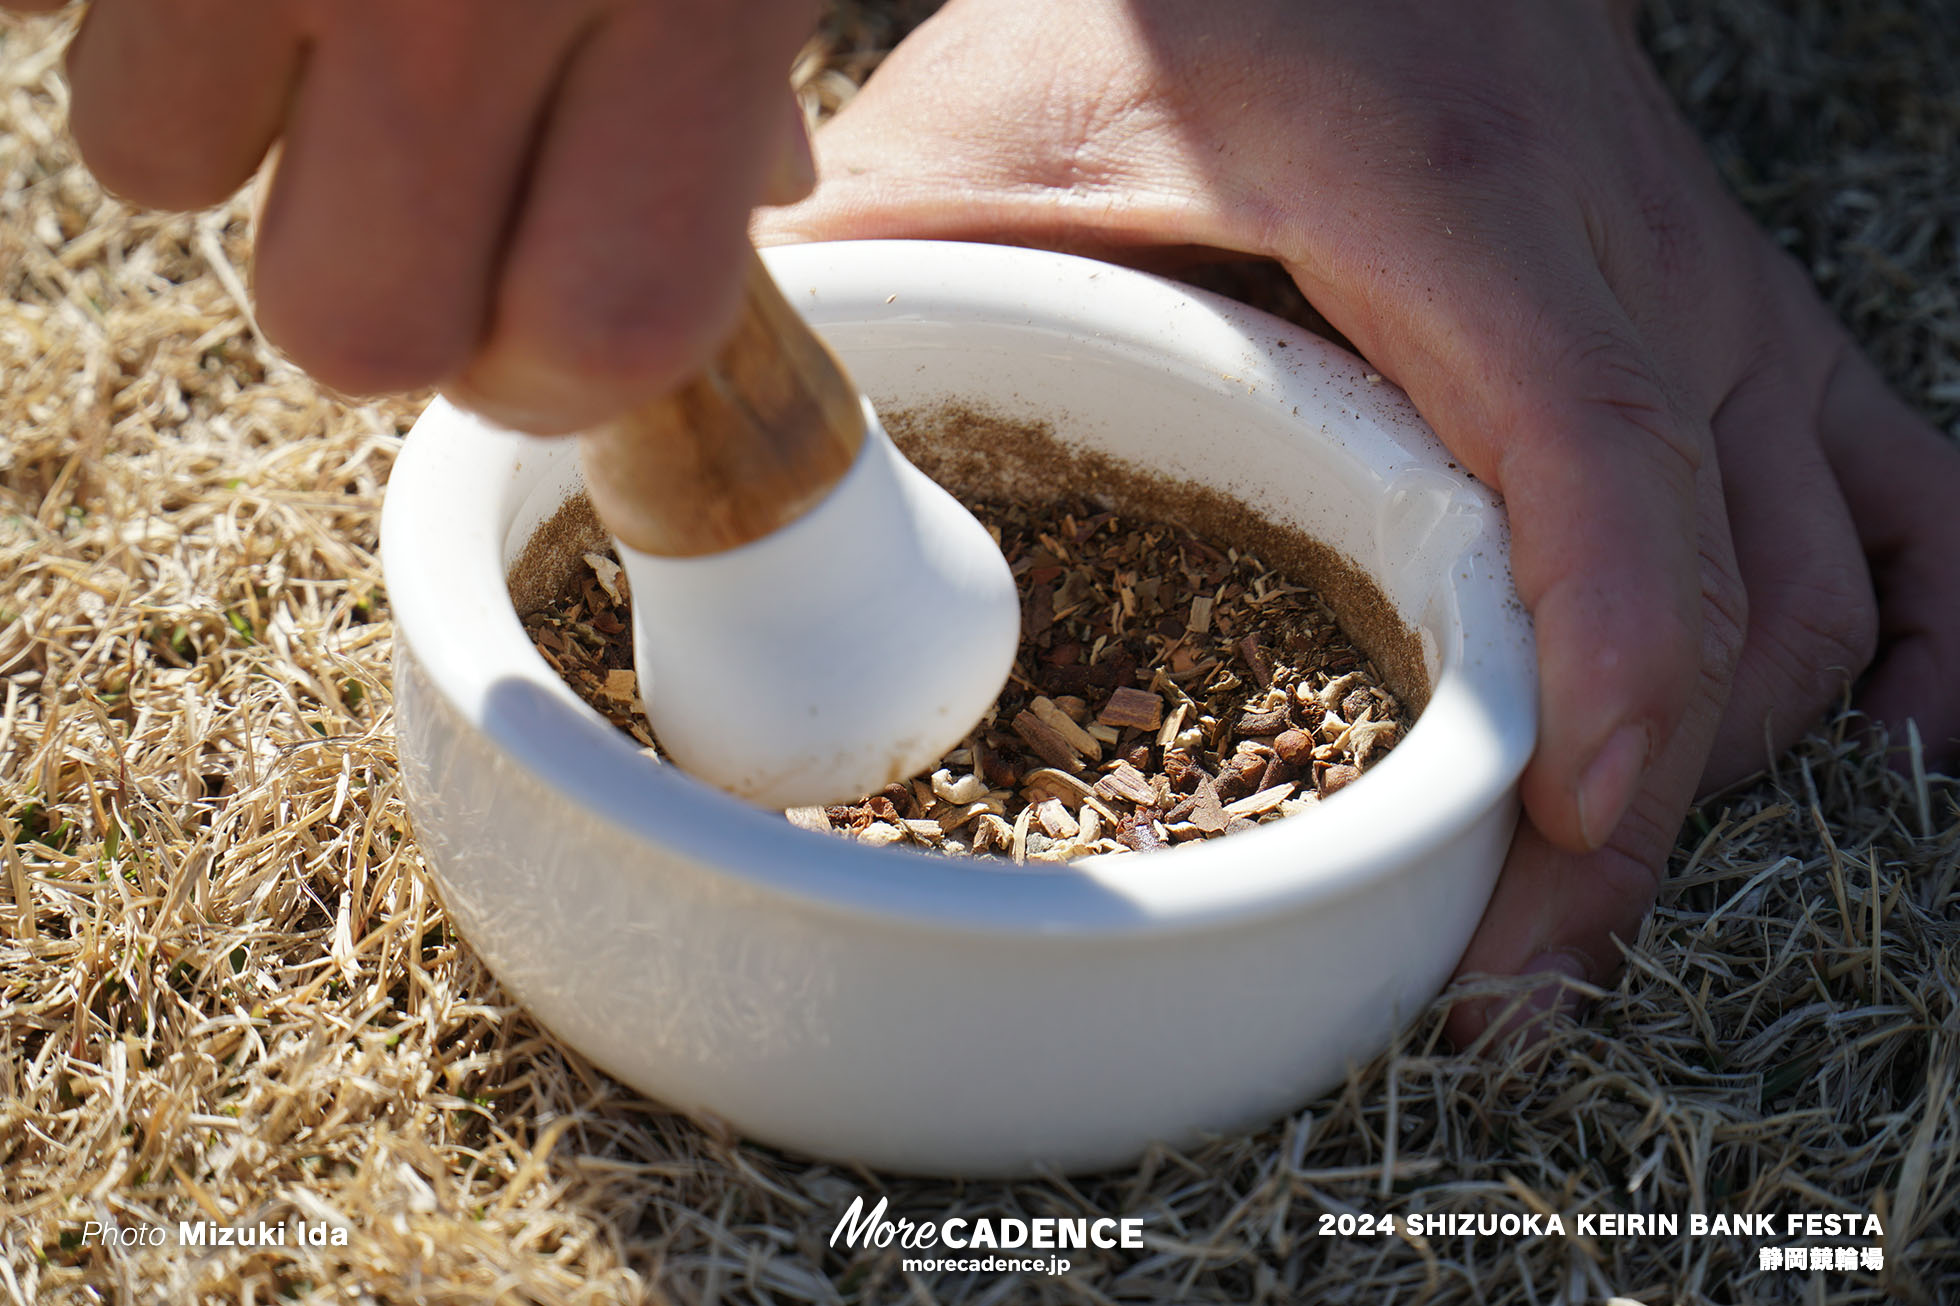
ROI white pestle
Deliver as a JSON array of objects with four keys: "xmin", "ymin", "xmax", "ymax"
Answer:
[
  {"xmin": 576, "ymin": 252, "xmax": 1019, "ymax": 808},
  {"xmin": 613, "ymin": 402, "xmax": 1017, "ymax": 806}
]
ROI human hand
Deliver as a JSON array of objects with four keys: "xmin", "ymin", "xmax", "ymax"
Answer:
[
  {"xmin": 757, "ymin": 0, "xmax": 1960, "ymax": 1041},
  {"xmin": 20, "ymin": 0, "xmax": 818, "ymax": 433}
]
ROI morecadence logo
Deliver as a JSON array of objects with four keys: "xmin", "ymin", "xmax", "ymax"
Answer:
[{"xmin": 830, "ymin": 1194, "xmax": 1145, "ymax": 1278}]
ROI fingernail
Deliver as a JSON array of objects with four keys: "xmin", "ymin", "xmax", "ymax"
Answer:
[
  {"xmin": 1521, "ymin": 948, "xmax": 1590, "ymax": 985},
  {"xmin": 1522, "ymin": 949, "xmax": 1590, "ymax": 1015},
  {"xmin": 1575, "ymin": 723, "xmax": 1651, "ymax": 849},
  {"xmin": 1521, "ymin": 950, "xmax": 1592, "ymax": 1020}
]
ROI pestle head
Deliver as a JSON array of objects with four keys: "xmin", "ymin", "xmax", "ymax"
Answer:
[{"xmin": 610, "ymin": 403, "xmax": 1020, "ymax": 808}]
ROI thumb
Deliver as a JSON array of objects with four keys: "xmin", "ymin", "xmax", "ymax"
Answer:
[{"xmin": 1444, "ymin": 456, "xmax": 1741, "ymax": 1044}]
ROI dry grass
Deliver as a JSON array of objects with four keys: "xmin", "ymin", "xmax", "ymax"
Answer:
[{"xmin": 2, "ymin": 3, "xmax": 1956, "ymax": 1303}]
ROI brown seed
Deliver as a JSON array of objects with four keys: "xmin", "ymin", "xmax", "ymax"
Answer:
[
  {"xmin": 977, "ymin": 740, "xmax": 1020, "ymax": 790},
  {"xmin": 1274, "ymin": 729, "xmax": 1314, "ymax": 765},
  {"xmin": 1236, "ymin": 707, "xmax": 1290, "ymax": 736},
  {"xmin": 1215, "ymin": 752, "xmax": 1266, "ymax": 803}
]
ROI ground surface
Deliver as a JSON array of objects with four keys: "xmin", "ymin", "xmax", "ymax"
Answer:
[{"xmin": 1, "ymin": 3, "xmax": 1956, "ymax": 1303}]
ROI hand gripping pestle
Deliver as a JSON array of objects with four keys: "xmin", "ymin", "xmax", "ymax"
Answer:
[{"xmin": 577, "ymin": 251, "xmax": 1021, "ymax": 809}]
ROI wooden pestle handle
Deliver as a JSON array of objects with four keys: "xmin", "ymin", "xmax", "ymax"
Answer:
[{"xmin": 578, "ymin": 249, "xmax": 868, "ymax": 558}]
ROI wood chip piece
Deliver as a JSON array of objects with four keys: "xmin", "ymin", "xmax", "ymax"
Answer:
[
  {"xmin": 1239, "ymin": 633, "xmax": 1272, "ymax": 688},
  {"xmin": 1225, "ymin": 783, "xmax": 1297, "ymax": 818},
  {"xmin": 583, "ymin": 552, "xmax": 627, "ymax": 605},
  {"xmin": 1023, "ymin": 768, "xmax": 1121, "ymax": 823},
  {"xmin": 1030, "ymin": 696, "xmax": 1102, "ymax": 760},
  {"xmin": 935, "ymin": 798, "xmax": 1005, "ymax": 833},
  {"xmin": 1187, "ymin": 594, "xmax": 1214, "ymax": 634},
  {"xmin": 972, "ymin": 813, "xmax": 1013, "ymax": 852},
  {"xmin": 1034, "ymin": 798, "xmax": 1080, "ymax": 840},
  {"xmin": 1098, "ymin": 685, "xmax": 1164, "ymax": 730},
  {"xmin": 785, "ymin": 806, "xmax": 832, "ymax": 833},
  {"xmin": 1188, "ymin": 778, "xmax": 1228, "ymax": 833},
  {"xmin": 1094, "ymin": 760, "xmax": 1158, "ymax": 807},
  {"xmin": 1011, "ymin": 804, "xmax": 1035, "ymax": 862},
  {"xmin": 1118, "ymin": 813, "xmax": 1167, "ymax": 852},
  {"xmin": 1013, "ymin": 708, "xmax": 1086, "ymax": 772}
]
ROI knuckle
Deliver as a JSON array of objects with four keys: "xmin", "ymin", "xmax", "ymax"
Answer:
[
  {"xmin": 1535, "ymin": 317, "xmax": 1705, "ymax": 487},
  {"xmin": 1595, "ymin": 814, "xmax": 1672, "ymax": 917},
  {"xmin": 1598, "ymin": 829, "xmax": 1666, "ymax": 907},
  {"xmin": 1698, "ymin": 554, "xmax": 1750, "ymax": 687},
  {"xmin": 1752, "ymin": 565, "xmax": 1880, "ymax": 703}
]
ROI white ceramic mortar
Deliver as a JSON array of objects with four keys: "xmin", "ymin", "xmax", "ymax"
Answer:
[{"xmin": 382, "ymin": 239, "xmax": 1537, "ymax": 1177}]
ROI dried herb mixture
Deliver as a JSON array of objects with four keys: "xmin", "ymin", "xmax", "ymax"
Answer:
[{"xmin": 521, "ymin": 497, "xmax": 1409, "ymax": 863}]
